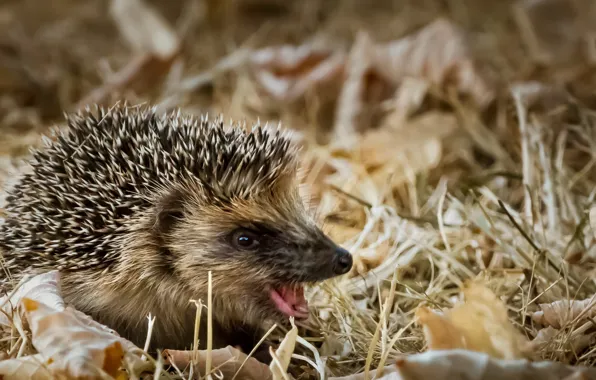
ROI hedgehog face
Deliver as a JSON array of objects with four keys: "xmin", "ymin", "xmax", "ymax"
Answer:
[{"xmin": 154, "ymin": 184, "xmax": 352, "ymax": 324}]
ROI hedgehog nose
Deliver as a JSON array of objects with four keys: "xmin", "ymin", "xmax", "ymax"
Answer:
[{"xmin": 333, "ymin": 246, "xmax": 353, "ymax": 275}]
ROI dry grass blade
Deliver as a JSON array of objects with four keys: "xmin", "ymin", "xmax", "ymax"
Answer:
[
  {"xmin": 590, "ymin": 206, "xmax": 596, "ymax": 239},
  {"xmin": 206, "ymin": 271, "xmax": 213, "ymax": 379}
]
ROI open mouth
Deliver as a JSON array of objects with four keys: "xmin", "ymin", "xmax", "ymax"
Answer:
[{"xmin": 269, "ymin": 284, "xmax": 309, "ymax": 319}]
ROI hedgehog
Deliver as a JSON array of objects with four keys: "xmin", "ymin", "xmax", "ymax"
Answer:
[{"xmin": 0, "ymin": 104, "xmax": 353, "ymax": 362}]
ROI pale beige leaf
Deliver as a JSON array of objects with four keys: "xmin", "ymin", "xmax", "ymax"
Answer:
[
  {"xmin": 331, "ymin": 112, "xmax": 457, "ymax": 193},
  {"xmin": 349, "ymin": 241, "xmax": 391, "ymax": 276},
  {"xmin": 359, "ymin": 112, "xmax": 457, "ymax": 170},
  {"xmin": 333, "ymin": 31, "xmax": 376, "ymax": 147},
  {"xmin": 531, "ymin": 326, "xmax": 595, "ymax": 358},
  {"xmin": 270, "ymin": 318, "xmax": 298, "ymax": 379},
  {"xmin": 374, "ymin": 18, "xmax": 494, "ymax": 109},
  {"xmin": 450, "ymin": 284, "xmax": 529, "ymax": 359},
  {"xmin": 329, "ymin": 350, "xmax": 596, "ymax": 380},
  {"xmin": 21, "ymin": 298, "xmax": 140, "ymax": 379},
  {"xmin": 110, "ymin": 0, "xmax": 180, "ymax": 58},
  {"xmin": 416, "ymin": 283, "xmax": 529, "ymax": 360},
  {"xmin": 0, "ymin": 271, "xmax": 64, "ymax": 327},
  {"xmin": 531, "ymin": 297, "xmax": 596, "ymax": 329},
  {"xmin": 389, "ymin": 77, "xmax": 430, "ymax": 122},
  {"xmin": 414, "ymin": 307, "xmax": 466, "ymax": 350},
  {"xmin": 0, "ymin": 354, "xmax": 54, "ymax": 380},
  {"xmin": 251, "ymin": 44, "xmax": 344, "ymax": 102},
  {"xmin": 164, "ymin": 346, "xmax": 272, "ymax": 380}
]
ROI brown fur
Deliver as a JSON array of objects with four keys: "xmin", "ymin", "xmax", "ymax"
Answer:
[{"xmin": 60, "ymin": 179, "xmax": 317, "ymax": 351}]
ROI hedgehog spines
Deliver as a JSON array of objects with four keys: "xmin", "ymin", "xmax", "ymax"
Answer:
[{"xmin": 0, "ymin": 104, "xmax": 300, "ymax": 276}]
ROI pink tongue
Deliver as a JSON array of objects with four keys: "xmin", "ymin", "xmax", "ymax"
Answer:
[
  {"xmin": 270, "ymin": 286, "xmax": 309, "ymax": 318},
  {"xmin": 280, "ymin": 286, "xmax": 307, "ymax": 310}
]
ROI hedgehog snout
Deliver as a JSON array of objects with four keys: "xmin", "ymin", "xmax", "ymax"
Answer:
[
  {"xmin": 332, "ymin": 246, "xmax": 353, "ymax": 275},
  {"xmin": 303, "ymin": 240, "xmax": 353, "ymax": 280}
]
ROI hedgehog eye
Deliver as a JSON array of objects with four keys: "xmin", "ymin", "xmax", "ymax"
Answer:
[{"xmin": 231, "ymin": 229, "xmax": 260, "ymax": 250}]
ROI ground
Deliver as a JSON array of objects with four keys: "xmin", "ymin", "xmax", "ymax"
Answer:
[{"xmin": 1, "ymin": 0, "xmax": 596, "ymax": 379}]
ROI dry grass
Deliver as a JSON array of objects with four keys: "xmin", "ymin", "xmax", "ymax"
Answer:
[{"xmin": 1, "ymin": 0, "xmax": 596, "ymax": 378}]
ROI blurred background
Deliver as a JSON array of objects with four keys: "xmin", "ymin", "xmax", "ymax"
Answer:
[
  {"xmin": 4, "ymin": 0, "xmax": 593, "ymax": 150},
  {"xmin": 2, "ymin": 0, "xmax": 596, "ymax": 377}
]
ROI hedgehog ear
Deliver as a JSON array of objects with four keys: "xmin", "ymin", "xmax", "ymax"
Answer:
[{"xmin": 153, "ymin": 188, "xmax": 186, "ymax": 237}]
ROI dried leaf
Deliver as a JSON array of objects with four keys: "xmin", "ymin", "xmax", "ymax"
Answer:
[
  {"xmin": 415, "ymin": 307, "xmax": 466, "ymax": 350},
  {"xmin": 0, "ymin": 271, "xmax": 64, "ymax": 327},
  {"xmin": 360, "ymin": 111, "xmax": 457, "ymax": 170},
  {"xmin": 333, "ymin": 18, "xmax": 491, "ymax": 146},
  {"xmin": 21, "ymin": 298, "xmax": 135, "ymax": 378},
  {"xmin": 329, "ymin": 350, "xmax": 596, "ymax": 380},
  {"xmin": 110, "ymin": 0, "xmax": 180, "ymax": 58},
  {"xmin": 350, "ymin": 241, "xmax": 391, "ymax": 276},
  {"xmin": 0, "ymin": 274, "xmax": 142, "ymax": 379},
  {"xmin": 251, "ymin": 44, "xmax": 345, "ymax": 102},
  {"xmin": 374, "ymin": 18, "xmax": 493, "ymax": 109},
  {"xmin": 270, "ymin": 318, "xmax": 298, "ymax": 379},
  {"xmin": 333, "ymin": 31, "xmax": 378, "ymax": 146},
  {"xmin": 164, "ymin": 346, "xmax": 272, "ymax": 380},
  {"xmin": 416, "ymin": 283, "xmax": 529, "ymax": 359},
  {"xmin": 531, "ymin": 326, "xmax": 595, "ymax": 359},
  {"xmin": 531, "ymin": 297, "xmax": 596, "ymax": 329},
  {"xmin": 78, "ymin": 0, "xmax": 180, "ymax": 108},
  {"xmin": 0, "ymin": 354, "xmax": 54, "ymax": 380}
]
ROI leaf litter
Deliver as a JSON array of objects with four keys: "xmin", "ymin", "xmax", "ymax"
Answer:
[{"xmin": 1, "ymin": 0, "xmax": 596, "ymax": 378}]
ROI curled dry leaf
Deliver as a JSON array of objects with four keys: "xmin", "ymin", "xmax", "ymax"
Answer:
[
  {"xmin": 251, "ymin": 43, "xmax": 345, "ymax": 103},
  {"xmin": 332, "ymin": 31, "xmax": 379, "ymax": 147},
  {"xmin": 359, "ymin": 111, "xmax": 457, "ymax": 170},
  {"xmin": 330, "ymin": 349, "xmax": 596, "ymax": 380},
  {"xmin": 0, "ymin": 270, "xmax": 64, "ymax": 327},
  {"xmin": 109, "ymin": 0, "xmax": 180, "ymax": 59},
  {"xmin": 531, "ymin": 326, "xmax": 596, "ymax": 360},
  {"xmin": 0, "ymin": 354, "xmax": 53, "ymax": 380},
  {"xmin": 164, "ymin": 346, "xmax": 272, "ymax": 380},
  {"xmin": 270, "ymin": 318, "xmax": 298, "ymax": 379},
  {"xmin": 20, "ymin": 298, "xmax": 129, "ymax": 379},
  {"xmin": 374, "ymin": 18, "xmax": 494, "ymax": 108},
  {"xmin": 349, "ymin": 241, "xmax": 391, "ymax": 277},
  {"xmin": 415, "ymin": 283, "xmax": 529, "ymax": 359},
  {"xmin": 334, "ymin": 18, "xmax": 492, "ymax": 142},
  {"xmin": 415, "ymin": 307, "xmax": 466, "ymax": 351},
  {"xmin": 531, "ymin": 297, "xmax": 596, "ymax": 329},
  {"xmin": 0, "ymin": 271, "xmax": 141, "ymax": 379},
  {"xmin": 78, "ymin": 0, "xmax": 181, "ymax": 108}
]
